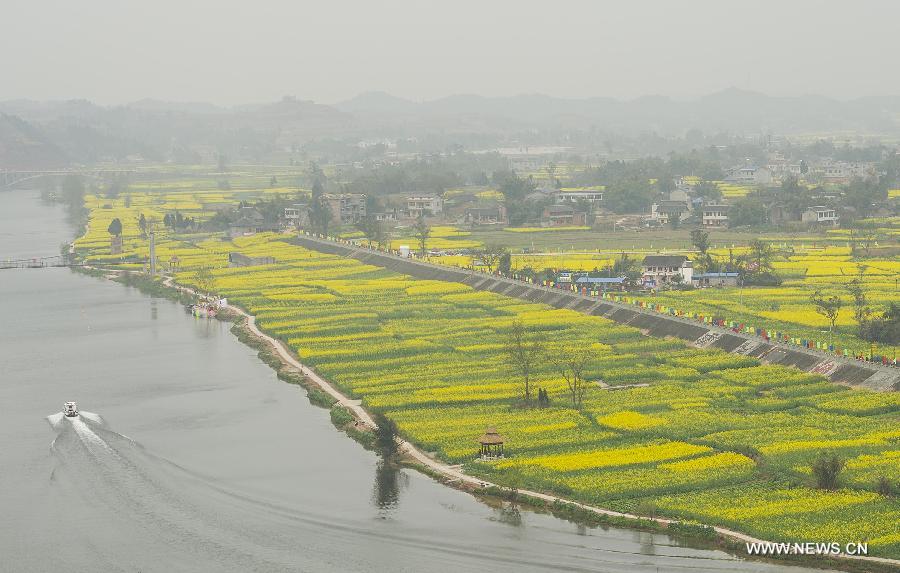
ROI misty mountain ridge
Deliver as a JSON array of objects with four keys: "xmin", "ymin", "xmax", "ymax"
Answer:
[{"xmin": 3, "ymin": 89, "xmax": 900, "ymax": 169}]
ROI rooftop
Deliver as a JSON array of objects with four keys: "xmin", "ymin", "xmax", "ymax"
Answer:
[{"xmin": 642, "ymin": 255, "xmax": 689, "ymax": 267}]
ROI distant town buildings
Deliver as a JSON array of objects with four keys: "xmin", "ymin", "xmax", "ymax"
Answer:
[
  {"xmin": 817, "ymin": 161, "xmax": 877, "ymax": 184},
  {"xmin": 725, "ymin": 164, "xmax": 774, "ymax": 186}
]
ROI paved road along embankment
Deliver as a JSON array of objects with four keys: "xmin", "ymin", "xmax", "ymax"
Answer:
[{"xmin": 292, "ymin": 235, "xmax": 899, "ymax": 392}]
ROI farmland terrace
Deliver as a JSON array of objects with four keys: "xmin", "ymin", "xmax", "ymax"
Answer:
[{"xmin": 292, "ymin": 235, "xmax": 899, "ymax": 392}]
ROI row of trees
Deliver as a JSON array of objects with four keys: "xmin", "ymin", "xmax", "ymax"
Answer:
[
  {"xmin": 812, "ymin": 269, "xmax": 900, "ymax": 346},
  {"xmin": 504, "ymin": 321, "xmax": 592, "ymax": 409}
]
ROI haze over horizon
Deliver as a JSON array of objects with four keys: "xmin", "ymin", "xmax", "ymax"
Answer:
[{"xmin": 3, "ymin": 0, "xmax": 896, "ymax": 106}]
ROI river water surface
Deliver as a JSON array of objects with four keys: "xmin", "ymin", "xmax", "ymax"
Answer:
[{"xmin": 0, "ymin": 189, "xmax": 839, "ymax": 572}]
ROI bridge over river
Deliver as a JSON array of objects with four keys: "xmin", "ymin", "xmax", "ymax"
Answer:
[{"xmin": 0, "ymin": 254, "xmax": 85, "ymax": 270}]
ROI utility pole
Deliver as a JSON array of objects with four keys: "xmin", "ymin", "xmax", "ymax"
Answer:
[{"xmin": 149, "ymin": 227, "xmax": 156, "ymax": 277}]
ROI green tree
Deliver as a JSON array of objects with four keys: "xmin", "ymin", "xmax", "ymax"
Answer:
[
  {"xmin": 356, "ymin": 214, "xmax": 386, "ymax": 247},
  {"xmin": 373, "ymin": 412, "xmax": 399, "ymax": 458},
  {"xmin": 498, "ymin": 252, "xmax": 512, "ymax": 275},
  {"xmin": 812, "ymin": 453, "xmax": 844, "ymax": 490},
  {"xmin": 845, "ymin": 269, "xmax": 871, "ymax": 332},
  {"xmin": 729, "ymin": 197, "xmax": 767, "ymax": 227},
  {"xmin": 107, "ymin": 218, "xmax": 122, "ymax": 237},
  {"xmin": 309, "ymin": 194, "xmax": 332, "ymax": 236},
  {"xmin": 61, "ymin": 173, "xmax": 85, "ymax": 210},
  {"xmin": 690, "ymin": 229, "xmax": 712, "ymax": 271},
  {"xmin": 138, "ymin": 213, "xmax": 148, "ymax": 238},
  {"xmin": 693, "ymin": 181, "xmax": 722, "ymax": 202},
  {"xmin": 843, "ymin": 178, "xmax": 885, "ymax": 218}
]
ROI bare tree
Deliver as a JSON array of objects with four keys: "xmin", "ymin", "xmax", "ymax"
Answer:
[
  {"xmin": 810, "ymin": 289, "xmax": 842, "ymax": 344},
  {"xmin": 478, "ymin": 243, "xmax": 509, "ymax": 273},
  {"xmin": 553, "ymin": 347, "xmax": 592, "ymax": 409},
  {"xmin": 503, "ymin": 320, "xmax": 544, "ymax": 405},
  {"xmin": 193, "ymin": 265, "xmax": 216, "ymax": 296},
  {"xmin": 845, "ymin": 266, "xmax": 871, "ymax": 330},
  {"xmin": 413, "ymin": 214, "xmax": 430, "ymax": 255}
]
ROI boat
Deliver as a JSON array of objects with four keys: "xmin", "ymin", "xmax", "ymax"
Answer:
[{"xmin": 63, "ymin": 401, "xmax": 79, "ymax": 417}]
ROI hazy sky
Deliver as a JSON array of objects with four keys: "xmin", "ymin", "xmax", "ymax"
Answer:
[{"xmin": 3, "ymin": 0, "xmax": 896, "ymax": 105}]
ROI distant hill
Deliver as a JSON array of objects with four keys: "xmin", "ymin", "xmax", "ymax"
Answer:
[
  {"xmin": 336, "ymin": 88, "xmax": 900, "ymax": 135},
  {"xmin": 2, "ymin": 90, "xmax": 900, "ymax": 169},
  {"xmin": 0, "ymin": 114, "xmax": 68, "ymax": 169}
]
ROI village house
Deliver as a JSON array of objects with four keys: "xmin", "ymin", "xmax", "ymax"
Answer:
[
  {"xmin": 817, "ymin": 161, "xmax": 877, "ymax": 184},
  {"xmin": 574, "ymin": 276, "xmax": 627, "ymax": 291},
  {"xmin": 283, "ymin": 203, "xmax": 309, "ymax": 228},
  {"xmin": 701, "ymin": 203, "xmax": 729, "ymax": 227},
  {"xmin": 641, "ymin": 255, "xmax": 693, "ymax": 288},
  {"xmin": 229, "ymin": 208, "xmax": 275, "ymax": 238},
  {"xmin": 324, "ymin": 193, "xmax": 367, "ymax": 224},
  {"xmin": 407, "ymin": 194, "xmax": 443, "ymax": 218},
  {"xmin": 554, "ymin": 188, "xmax": 604, "ymax": 205},
  {"xmin": 649, "ymin": 200, "xmax": 691, "ymax": 226},
  {"xmin": 692, "ymin": 272, "xmax": 740, "ymax": 288},
  {"xmin": 801, "ymin": 205, "xmax": 839, "ymax": 226},
  {"xmin": 373, "ymin": 209, "xmax": 398, "ymax": 222},
  {"xmin": 464, "ymin": 204, "xmax": 507, "ymax": 225},
  {"xmin": 541, "ymin": 204, "xmax": 587, "ymax": 227},
  {"xmin": 725, "ymin": 164, "xmax": 773, "ymax": 186}
]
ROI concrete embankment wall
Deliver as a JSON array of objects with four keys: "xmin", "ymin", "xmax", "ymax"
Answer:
[{"xmin": 292, "ymin": 236, "xmax": 899, "ymax": 391}]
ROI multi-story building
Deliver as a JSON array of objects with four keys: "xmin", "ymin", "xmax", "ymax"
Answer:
[
  {"xmin": 407, "ymin": 195, "xmax": 443, "ymax": 218},
  {"xmin": 801, "ymin": 206, "xmax": 839, "ymax": 226},
  {"xmin": 701, "ymin": 203, "xmax": 729, "ymax": 227},
  {"xmin": 324, "ymin": 193, "xmax": 367, "ymax": 224},
  {"xmin": 818, "ymin": 161, "xmax": 877, "ymax": 184},
  {"xmin": 649, "ymin": 200, "xmax": 691, "ymax": 225},
  {"xmin": 284, "ymin": 204, "xmax": 309, "ymax": 227},
  {"xmin": 641, "ymin": 255, "xmax": 693, "ymax": 288}
]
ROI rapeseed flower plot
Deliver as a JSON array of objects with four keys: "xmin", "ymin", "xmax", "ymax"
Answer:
[{"xmin": 75, "ymin": 186, "xmax": 900, "ymax": 558}]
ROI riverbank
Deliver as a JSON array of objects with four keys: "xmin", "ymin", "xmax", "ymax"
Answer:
[{"xmin": 88, "ymin": 268, "xmax": 900, "ymax": 573}]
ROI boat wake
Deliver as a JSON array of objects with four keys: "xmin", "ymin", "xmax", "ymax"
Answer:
[{"xmin": 41, "ymin": 413, "xmax": 770, "ymax": 573}]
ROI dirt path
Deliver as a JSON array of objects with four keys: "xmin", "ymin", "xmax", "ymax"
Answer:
[{"xmin": 160, "ymin": 275, "xmax": 898, "ymax": 570}]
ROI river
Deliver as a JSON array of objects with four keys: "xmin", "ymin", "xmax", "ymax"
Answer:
[{"xmin": 0, "ymin": 189, "xmax": 839, "ymax": 572}]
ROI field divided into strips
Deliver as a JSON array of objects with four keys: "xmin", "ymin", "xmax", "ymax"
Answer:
[
  {"xmin": 76, "ymin": 192, "xmax": 900, "ymax": 558},
  {"xmin": 644, "ymin": 244, "xmax": 900, "ymax": 359}
]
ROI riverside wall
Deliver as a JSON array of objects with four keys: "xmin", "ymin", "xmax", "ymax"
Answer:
[{"xmin": 292, "ymin": 236, "xmax": 899, "ymax": 391}]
